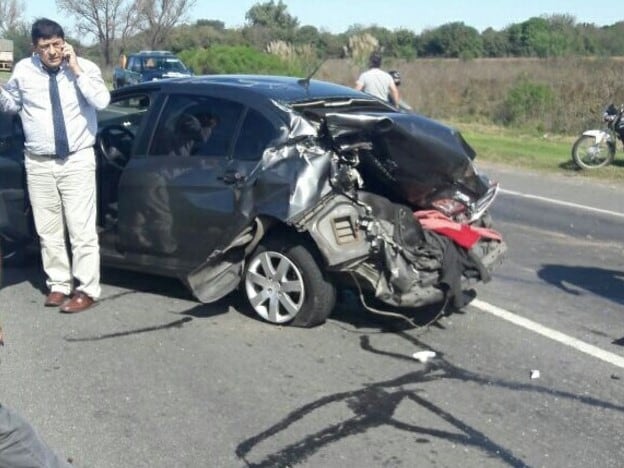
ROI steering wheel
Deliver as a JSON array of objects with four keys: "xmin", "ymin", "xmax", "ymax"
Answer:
[{"xmin": 97, "ymin": 125, "xmax": 134, "ymax": 170}]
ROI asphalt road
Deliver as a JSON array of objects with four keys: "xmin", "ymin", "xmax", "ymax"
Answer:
[{"xmin": 1, "ymin": 163, "xmax": 623, "ymax": 468}]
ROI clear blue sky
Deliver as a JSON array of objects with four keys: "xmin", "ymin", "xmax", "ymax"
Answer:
[{"xmin": 25, "ymin": 0, "xmax": 619, "ymax": 36}]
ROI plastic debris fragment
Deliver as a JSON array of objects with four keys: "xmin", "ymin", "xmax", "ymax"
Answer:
[{"xmin": 412, "ymin": 350, "xmax": 437, "ymax": 362}]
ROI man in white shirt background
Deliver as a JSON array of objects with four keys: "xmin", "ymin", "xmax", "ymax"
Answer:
[{"xmin": 355, "ymin": 52, "xmax": 400, "ymax": 107}]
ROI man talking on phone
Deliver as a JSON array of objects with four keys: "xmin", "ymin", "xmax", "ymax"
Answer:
[{"xmin": 0, "ymin": 18, "xmax": 110, "ymax": 313}]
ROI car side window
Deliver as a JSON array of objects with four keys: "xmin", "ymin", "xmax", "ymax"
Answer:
[
  {"xmin": 233, "ymin": 108, "xmax": 280, "ymax": 161},
  {"xmin": 147, "ymin": 95, "xmax": 244, "ymax": 158}
]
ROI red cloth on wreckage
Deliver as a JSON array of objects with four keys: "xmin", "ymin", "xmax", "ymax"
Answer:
[{"xmin": 414, "ymin": 210, "xmax": 502, "ymax": 249}]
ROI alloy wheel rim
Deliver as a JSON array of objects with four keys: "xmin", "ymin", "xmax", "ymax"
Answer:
[{"xmin": 245, "ymin": 251, "xmax": 305, "ymax": 323}]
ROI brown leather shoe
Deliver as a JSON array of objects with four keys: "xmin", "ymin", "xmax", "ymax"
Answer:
[
  {"xmin": 45, "ymin": 291, "xmax": 69, "ymax": 307},
  {"xmin": 60, "ymin": 291, "xmax": 95, "ymax": 313}
]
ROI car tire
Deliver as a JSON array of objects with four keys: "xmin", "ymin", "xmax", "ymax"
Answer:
[{"xmin": 243, "ymin": 234, "xmax": 336, "ymax": 328}]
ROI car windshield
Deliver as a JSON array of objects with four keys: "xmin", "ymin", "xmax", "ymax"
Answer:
[
  {"xmin": 162, "ymin": 58, "xmax": 188, "ymax": 72},
  {"xmin": 142, "ymin": 56, "xmax": 188, "ymax": 72}
]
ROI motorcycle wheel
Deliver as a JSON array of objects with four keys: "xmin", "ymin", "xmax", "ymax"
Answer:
[
  {"xmin": 572, "ymin": 135, "xmax": 615, "ymax": 169},
  {"xmin": 244, "ymin": 234, "xmax": 336, "ymax": 328}
]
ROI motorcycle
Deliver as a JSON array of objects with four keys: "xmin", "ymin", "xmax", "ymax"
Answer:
[{"xmin": 572, "ymin": 103, "xmax": 624, "ymax": 169}]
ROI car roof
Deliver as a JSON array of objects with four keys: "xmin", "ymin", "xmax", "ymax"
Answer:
[
  {"xmin": 134, "ymin": 50, "xmax": 177, "ymax": 56},
  {"xmin": 147, "ymin": 74, "xmax": 374, "ymax": 104}
]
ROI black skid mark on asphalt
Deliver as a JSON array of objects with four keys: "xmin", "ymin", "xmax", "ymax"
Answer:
[
  {"xmin": 64, "ymin": 317, "xmax": 193, "ymax": 342},
  {"xmin": 236, "ymin": 331, "xmax": 624, "ymax": 468}
]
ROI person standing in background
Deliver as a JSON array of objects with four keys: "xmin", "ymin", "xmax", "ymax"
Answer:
[
  {"xmin": 118, "ymin": 48, "xmax": 127, "ymax": 69},
  {"xmin": 0, "ymin": 18, "xmax": 110, "ymax": 313},
  {"xmin": 354, "ymin": 53, "xmax": 400, "ymax": 107}
]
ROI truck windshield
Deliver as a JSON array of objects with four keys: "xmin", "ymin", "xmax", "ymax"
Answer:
[{"xmin": 143, "ymin": 57, "xmax": 188, "ymax": 72}]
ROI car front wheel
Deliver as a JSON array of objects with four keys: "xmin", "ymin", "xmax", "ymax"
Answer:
[{"xmin": 244, "ymin": 235, "xmax": 336, "ymax": 327}]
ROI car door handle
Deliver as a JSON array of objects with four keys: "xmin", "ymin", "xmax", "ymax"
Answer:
[{"xmin": 219, "ymin": 170, "xmax": 245, "ymax": 184}]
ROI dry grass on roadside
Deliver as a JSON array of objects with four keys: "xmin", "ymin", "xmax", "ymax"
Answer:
[{"xmin": 320, "ymin": 57, "xmax": 624, "ymax": 136}]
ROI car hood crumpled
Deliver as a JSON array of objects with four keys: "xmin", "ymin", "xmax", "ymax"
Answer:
[{"xmin": 321, "ymin": 111, "xmax": 489, "ymax": 209}]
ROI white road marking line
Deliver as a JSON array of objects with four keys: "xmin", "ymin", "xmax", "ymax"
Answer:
[
  {"xmin": 471, "ymin": 299, "xmax": 624, "ymax": 369},
  {"xmin": 500, "ymin": 188, "xmax": 624, "ymax": 218}
]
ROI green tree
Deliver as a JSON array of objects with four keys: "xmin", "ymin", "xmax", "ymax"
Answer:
[
  {"xmin": 546, "ymin": 14, "xmax": 582, "ymax": 56},
  {"xmin": 166, "ymin": 22, "xmax": 242, "ymax": 52},
  {"xmin": 136, "ymin": 0, "xmax": 197, "ymax": 50},
  {"xmin": 481, "ymin": 27, "xmax": 508, "ymax": 57},
  {"xmin": 179, "ymin": 44, "xmax": 304, "ymax": 75},
  {"xmin": 317, "ymin": 31, "xmax": 345, "ymax": 58},
  {"xmin": 505, "ymin": 16, "xmax": 581, "ymax": 57},
  {"xmin": 595, "ymin": 22, "xmax": 624, "ymax": 56},
  {"xmin": 506, "ymin": 17, "xmax": 549, "ymax": 57},
  {"xmin": 420, "ymin": 22, "xmax": 482, "ymax": 58},
  {"xmin": 195, "ymin": 19, "xmax": 225, "ymax": 30},
  {"xmin": 295, "ymin": 25, "xmax": 320, "ymax": 47},
  {"xmin": 523, "ymin": 17, "xmax": 550, "ymax": 57},
  {"xmin": 392, "ymin": 28, "xmax": 418, "ymax": 59},
  {"xmin": 243, "ymin": 1, "xmax": 299, "ymax": 43},
  {"xmin": 245, "ymin": 1, "xmax": 298, "ymax": 30}
]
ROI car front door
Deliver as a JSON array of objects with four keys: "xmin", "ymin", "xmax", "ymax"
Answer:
[{"xmin": 116, "ymin": 93, "xmax": 251, "ymax": 269}]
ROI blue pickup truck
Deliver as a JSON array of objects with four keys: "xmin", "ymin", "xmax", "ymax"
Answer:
[{"xmin": 112, "ymin": 50, "xmax": 193, "ymax": 89}]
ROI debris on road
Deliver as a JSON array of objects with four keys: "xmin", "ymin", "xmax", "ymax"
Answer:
[
  {"xmin": 530, "ymin": 369, "xmax": 540, "ymax": 379},
  {"xmin": 413, "ymin": 350, "xmax": 437, "ymax": 362}
]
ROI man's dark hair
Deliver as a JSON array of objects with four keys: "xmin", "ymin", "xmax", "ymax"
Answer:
[
  {"xmin": 369, "ymin": 53, "xmax": 382, "ymax": 68},
  {"xmin": 176, "ymin": 113, "xmax": 202, "ymax": 139},
  {"xmin": 31, "ymin": 18, "xmax": 64, "ymax": 44}
]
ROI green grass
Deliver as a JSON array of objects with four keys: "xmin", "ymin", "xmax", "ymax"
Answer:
[{"xmin": 449, "ymin": 121, "xmax": 624, "ymax": 183}]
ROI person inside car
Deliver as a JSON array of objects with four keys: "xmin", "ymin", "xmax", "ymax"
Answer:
[{"xmin": 169, "ymin": 111, "xmax": 218, "ymax": 157}]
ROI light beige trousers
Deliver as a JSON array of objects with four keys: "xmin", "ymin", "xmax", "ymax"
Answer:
[{"xmin": 25, "ymin": 148, "xmax": 101, "ymax": 299}]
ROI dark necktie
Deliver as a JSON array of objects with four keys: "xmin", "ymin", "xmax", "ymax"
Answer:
[{"xmin": 48, "ymin": 69, "xmax": 70, "ymax": 158}]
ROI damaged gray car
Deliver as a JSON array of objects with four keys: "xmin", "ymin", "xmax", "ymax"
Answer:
[{"xmin": 0, "ymin": 75, "xmax": 506, "ymax": 327}]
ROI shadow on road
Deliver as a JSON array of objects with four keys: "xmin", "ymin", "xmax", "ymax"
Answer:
[
  {"xmin": 558, "ymin": 158, "xmax": 624, "ymax": 171},
  {"xmin": 537, "ymin": 264, "xmax": 624, "ymax": 306},
  {"xmin": 3, "ymin": 261, "xmax": 462, "ymax": 331},
  {"xmin": 1, "ymin": 261, "xmax": 46, "ymax": 293},
  {"xmin": 3, "ymin": 262, "xmax": 472, "ymax": 333},
  {"xmin": 328, "ymin": 287, "xmax": 474, "ymax": 333},
  {"xmin": 235, "ymin": 330, "xmax": 624, "ymax": 467}
]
